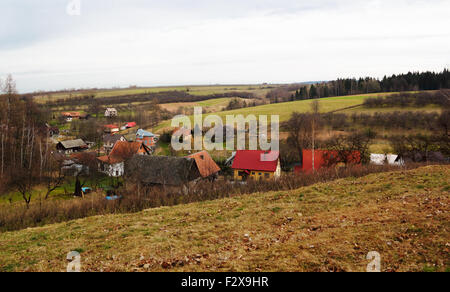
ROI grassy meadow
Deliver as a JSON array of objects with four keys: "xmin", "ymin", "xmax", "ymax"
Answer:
[{"xmin": 0, "ymin": 165, "xmax": 448, "ymax": 272}]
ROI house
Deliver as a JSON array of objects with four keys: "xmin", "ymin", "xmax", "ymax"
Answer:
[
  {"xmin": 62, "ymin": 112, "xmax": 81, "ymax": 122},
  {"xmin": 43, "ymin": 123, "xmax": 59, "ymax": 136},
  {"xmin": 370, "ymin": 154, "xmax": 404, "ymax": 166},
  {"xmin": 300, "ymin": 149, "xmax": 361, "ymax": 172},
  {"xmin": 136, "ymin": 129, "xmax": 158, "ymax": 147},
  {"xmin": 120, "ymin": 122, "xmax": 137, "ymax": 131},
  {"xmin": 125, "ymin": 155, "xmax": 201, "ymax": 186},
  {"xmin": 105, "ymin": 108, "xmax": 118, "ymax": 117},
  {"xmin": 61, "ymin": 152, "xmax": 97, "ymax": 176},
  {"xmin": 225, "ymin": 151, "xmax": 237, "ymax": 167},
  {"xmin": 125, "ymin": 122, "xmax": 137, "ymax": 128},
  {"xmin": 187, "ymin": 151, "xmax": 221, "ymax": 180},
  {"xmin": 231, "ymin": 150, "xmax": 281, "ymax": 181},
  {"xmin": 97, "ymin": 141, "xmax": 151, "ymax": 177},
  {"xmin": 104, "ymin": 124, "xmax": 120, "ymax": 134},
  {"xmin": 56, "ymin": 139, "xmax": 88, "ymax": 154},
  {"xmin": 103, "ymin": 134, "xmax": 127, "ymax": 154}
]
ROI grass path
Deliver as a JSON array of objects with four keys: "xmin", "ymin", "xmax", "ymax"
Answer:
[{"xmin": 0, "ymin": 165, "xmax": 448, "ymax": 272}]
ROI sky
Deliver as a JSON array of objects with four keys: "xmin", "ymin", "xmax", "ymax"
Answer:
[{"xmin": 1, "ymin": 0, "xmax": 449, "ymax": 93}]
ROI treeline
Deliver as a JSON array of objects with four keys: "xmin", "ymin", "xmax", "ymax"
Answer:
[
  {"xmin": 44, "ymin": 90, "xmax": 256, "ymax": 108},
  {"xmin": 363, "ymin": 90, "xmax": 450, "ymax": 108},
  {"xmin": 0, "ymin": 75, "xmax": 52, "ymax": 203},
  {"xmin": 268, "ymin": 69, "xmax": 450, "ymax": 103}
]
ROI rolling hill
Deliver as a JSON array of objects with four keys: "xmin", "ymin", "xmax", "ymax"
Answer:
[{"xmin": 1, "ymin": 165, "xmax": 448, "ymax": 272}]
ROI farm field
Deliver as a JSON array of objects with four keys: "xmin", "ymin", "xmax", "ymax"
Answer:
[
  {"xmin": 34, "ymin": 84, "xmax": 275, "ymax": 102},
  {"xmin": 153, "ymin": 91, "xmax": 439, "ymax": 132},
  {"xmin": 160, "ymin": 97, "xmax": 238, "ymax": 113},
  {"xmin": 0, "ymin": 165, "xmax": 448, "ymax": 272}
]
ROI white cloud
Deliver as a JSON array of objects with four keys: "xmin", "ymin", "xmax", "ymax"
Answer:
[{"xmin": 1, "ymin": 0, "xmax": 449, "ymax": 92}]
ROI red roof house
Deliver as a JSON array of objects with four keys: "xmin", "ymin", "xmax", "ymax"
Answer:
[
  {"xmin": 125, "ymin": 122, "xmax": 137, "ymax": 128},
  {"xmin": 231, "ymin": 150, "xmax": 280, "ymax": 180}
]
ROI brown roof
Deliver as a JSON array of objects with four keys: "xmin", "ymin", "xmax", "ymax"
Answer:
[
  {"xmin": 62, "ymin": 112, "xmax": 81, "ymax": 117},
  {"xmin": 98, "ymin": 141, "xmax": 150, "ymax": 164},
  {"xmin": 125, "ymin": 155, "xmax": 200, "ymax": 186},
  {"xmin": 187, "ymin": 151, "xmax": 221, "ymax": 178},
  {"xmin": 103, "ymin": 134, "xmax": 125, "ymax": 144}
]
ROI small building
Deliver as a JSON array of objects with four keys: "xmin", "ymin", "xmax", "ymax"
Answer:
[
  {"xmin": 62, "ymin": 152, "xmax": 97, "ymax": 176},
  {"xmin": 104, "ymin": 124, "xmax": 120, "ymax": 134},
  {"xmin": 370, "ymin": 154, "xmax": 404, "ymax": 166},
  {"xmin": 97, "ymin": 141, "xmax": 151, "ymax": 177},
  {"xmin": 125, "ymin": 122, "xmax": 137, "ymax": 128},
  {"xmin": 56, "ymin": 139, "xmax": 88, "ymax": 154},
  {"xmin": 232, "ymin": 150, "xmax": 281, "ymax": 181},
  {"xmin": 187, "ymin": 151, "xmax": 221, "ymax": 180},
  {"xmin": 62, "ymin": 112, "xmax": 81, "ymax": 122},
  {"xmin": 103, "ymin": 134, "xmax": 127, "ymax": 154},
  {"xmin": 300, "ymin": 149, "xmax": 361, "ymax": 172},
  {"xmin": 136, "ymin": 129, "xmax": 158, "ymax": 147},
  {"xmin": 105, "ymin": 108, "xmax": 118, "ymax": 117},
  {"xmin": 125, "ymin": 155, "xmax": 201, "ymax": 186}
]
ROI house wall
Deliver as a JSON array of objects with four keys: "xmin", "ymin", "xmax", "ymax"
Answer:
[
  {"xmin": 136, "ymin": 136, "xmax": 155, "ymax": 147},
  {"xmin": 102, "ymin": 162, "xmax": 124, "ymax": 177},
  {"xmin": 233, "ymin": 161, "xmax": 281, "ymax": 181},
  {"xmin": 233, "ymin": 169, "xmax": 275, "ymax": 181},
  {"xmin": 302, "ymin": 150, "xmax": 361, "ymax": 171}
]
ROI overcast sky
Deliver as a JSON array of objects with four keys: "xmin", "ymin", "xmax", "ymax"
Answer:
[{"xmin": 1, "ymin": 0, "xmax": 449, "ymax": 93}]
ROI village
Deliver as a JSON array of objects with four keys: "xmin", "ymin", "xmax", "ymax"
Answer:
[
  {"xmin": 47, "ymin": 105, "xmax": 430, "ymax": 200},
  {"xmin": 1, "ymin": 0, "xmax": 449, "ymax": 273}
]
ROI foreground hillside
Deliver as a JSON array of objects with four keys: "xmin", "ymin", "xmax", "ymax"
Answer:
[{"xmin": 0, "ymin": 166, "xmax": 449, "ymax": 272}]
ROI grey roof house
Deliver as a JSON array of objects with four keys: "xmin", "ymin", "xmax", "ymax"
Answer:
[
  {"xmin": 125, "ymin": 155, "xmax": 201, "ymax": 186},
  {"xmin": 56, "ymin": 139, "xmax": 88, "ymax": 154}
]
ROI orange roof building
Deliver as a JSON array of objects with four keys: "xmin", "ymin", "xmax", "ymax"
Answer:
[
  {"xmin": 97, "ymin": 141, "xmax": 151, "ymax": 177},
  {"xmin": 187, "ymin": 151, "xmax": 221, "ymax": 178}
]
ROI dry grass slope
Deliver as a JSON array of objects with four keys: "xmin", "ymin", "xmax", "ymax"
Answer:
[{"xmin": 0, "ymin": 165, "xmax": 449, "ymax": 272}]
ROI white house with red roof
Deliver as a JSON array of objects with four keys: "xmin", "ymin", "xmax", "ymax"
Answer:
[{"xmin": 231, "ymin": 150, "xmax": 281, "ymax": 181}]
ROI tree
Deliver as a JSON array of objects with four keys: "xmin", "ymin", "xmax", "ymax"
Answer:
[{"xmin": 285, "ymin": 113, "xmax": 314, "ymax": 164}]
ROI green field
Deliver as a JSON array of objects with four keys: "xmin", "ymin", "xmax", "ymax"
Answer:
[
  {"xmin": 34, "ymin": 84, "xmax": 274, "ymax": 102},
  {"xmin": 1, "ymin": 165, "xmax": 448, "ymax": 272},
  {"xmin": 154, "ymin": 92, "xmax": 418, "ymax": 131}
]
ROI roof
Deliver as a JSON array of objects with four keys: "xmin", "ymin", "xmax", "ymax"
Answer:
[
  {"xmin": 62, "ymin": 112, "xmax": 81, "ymax": 117},
  {"xmin": 125, "ymin": 155, "xmax": 200, "ymax": 186},
  {"xmin": 232, "ymin": 150, "xmax": 280, "ymax": 172},
  {"xmin": 103, "ymin": 134, "xmax": 125, "ymax": 144},
  {"xmin": 136, "ymin": 129, "xmax": 155, "ymax": 139},
  {"xmin": 58, "ymin": 139, "xmax": 87, "ymax": 149},
  {"xmin": 187, "ymin": 151, "xmax": 221, "ymax": 178},
  {"xmin": 104, "ymin": 124, "xmax": 119, "ymax": 129},
  {"xmin": 70, "ymin": 151, "xmax": 97, "ymax": 162},
  {"xmin": 98, "ymin": 141, "xmax": 150, "ymax": 164},
  {"xmin": 370, "ymin": 154, "xmax": 400, "ymax": 165},
  {"xmin": 106, "ymin": 108, "xmax": 117, "ymax": 111},
  {"xmin": 126, "ymin": 122, "xmax": 137, "ymax": 128}
]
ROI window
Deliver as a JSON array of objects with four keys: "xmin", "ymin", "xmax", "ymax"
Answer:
[
  {"xmin": 258, "ymin": 173, "xmax": 262, "ymax": 176},
  {"xmin": 238, "ymin": 171, "xmax": 246, "ymax": 177},
  {"xmin": 252, "ymin": 172, "xmax": 255, "ymax": 175},
  {"xmin": 265, "ymin": 173, "xmax": 270, "ymax": 178}
]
